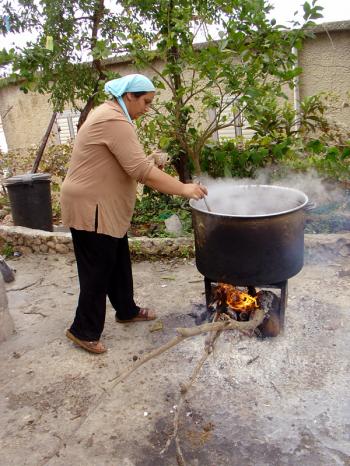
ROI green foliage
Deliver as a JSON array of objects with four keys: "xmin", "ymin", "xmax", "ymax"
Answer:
[
  {"xmin": 132, "ymin": 188, "xmax": 192, "ymax": 237},
  {"xmin": 178, "ymin": 244, "xmax": 193, "ymax": 259},
  {"xmin": 243, "ymin": 92, "xmax": 333, "ymax": 141},
  {"xmin": 200, "ymin": 140, "xmax": 268, "ymax": 178},
  {"xmin": 1, "ymin": 142, "xmax": 72, "ymax": 177},
  {"xmin": 199, "ymin": 90, "xmax": 350, "ymax": 182},
  {"xmin": 0, "ymin": 0, "xmax": 126, "ymax": 121},
  {"xmin": 131, "ymin": 0, "xmax": 323, "ymax": 179},
  {"xmin": 280, "ymin": 139, "xmax": 350, "ymax": 182},
  {"xmin": 2, "ymin": 0, "xmax": 323, "ymax": 178},
  {"xmin": 1, "ymin": 243, "xmax": 14, "ymax": 259}
]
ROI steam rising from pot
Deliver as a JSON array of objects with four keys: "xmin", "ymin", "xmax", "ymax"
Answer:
[
  {"xmin": 193, "ymin": 169, "xmax": 346, "ymax": 217},
  {"xmin": 192, "ymin": 183, "xmax": 308, "ymax": 216}
]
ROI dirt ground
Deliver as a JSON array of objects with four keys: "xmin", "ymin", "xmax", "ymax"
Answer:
[{"xmin": 0, "ymin": 233, "xmax": 350, "ymax": 466}]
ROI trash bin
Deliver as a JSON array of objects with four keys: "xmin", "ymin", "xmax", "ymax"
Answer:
[{"xmin": 4, "ymin": 173, "xmax": 53, "ymax": 232}]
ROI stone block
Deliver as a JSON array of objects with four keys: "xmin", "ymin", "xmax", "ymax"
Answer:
[
  {"xmin": 55, "ymin": 243, "xmax": 70, "ymax": 254},
  {"xmin": 0, "ymin": 275, "xmax": 15, "ymax": 343},
  {"xmin": 164, "ymin": 214, "xmax": 183, "ymax": 236},
  {"xmin": 40, "ymin": 244, "xmax": 49, "ymax": 253},
  {"xmin": 18, "ymin": 246, "xmax": 33, "ymax": 255}
]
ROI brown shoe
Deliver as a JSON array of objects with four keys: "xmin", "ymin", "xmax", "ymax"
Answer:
[
  {"xmin": 115, "ymin": 307, "xmax": 157, "ymax": 323},
  {"xmin": 65, "ymin": 329, "xmax": 107, "ymax": 354}
]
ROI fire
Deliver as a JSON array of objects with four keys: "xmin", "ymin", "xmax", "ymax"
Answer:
[{"xmin": 214, "ymin": 283, "xmax": 258, "ymax": 313}]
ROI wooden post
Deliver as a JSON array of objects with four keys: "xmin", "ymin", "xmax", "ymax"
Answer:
[{"xmin": 31, "ymin": 112, "xmax": 57, "ymax": 173}]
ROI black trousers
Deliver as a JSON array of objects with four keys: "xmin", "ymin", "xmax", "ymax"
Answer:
[{"xmin": 69, "ymin": 228, "xmax": 139, "ymax": 341}]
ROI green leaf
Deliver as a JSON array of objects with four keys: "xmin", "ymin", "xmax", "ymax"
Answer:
[
  {"xmin": 306, "ymin": 139, "xmax": 324, "ymax": 154},
  {"xmin": 341, "ymin": 147, "xmax": 350, "ymax": 159},
  {"xmin": 326, "ymin": 147, "xmax": 340, "ymax": 161},
  {"xmin": 223, "ymin": 164, "xmax": 231, "ymax": 177}
]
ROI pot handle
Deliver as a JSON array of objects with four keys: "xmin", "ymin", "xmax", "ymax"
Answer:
[{"xmin": 304, "ymin": 201, "xmax": 317, "ymax": 211}]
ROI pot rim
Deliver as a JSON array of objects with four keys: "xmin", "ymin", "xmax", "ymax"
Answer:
[{"xmin": 189, "ymin": 184, "xmax": 309, "ymax": 218}]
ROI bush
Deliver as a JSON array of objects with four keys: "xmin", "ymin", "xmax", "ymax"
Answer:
[
  {"xmin": 200, "ymin": 137, "xmax": 292, "ymax": 178},
  {"xmin": 200, "ymin": 91, "xmax": 350, "ymax": 183},
  {"xmin": 279, "ymin": 139, "xmax": 350, "ymax": 183},
  {"xmin": 132, "ymin": 188, "xmax": 192, "ymax": 237}
]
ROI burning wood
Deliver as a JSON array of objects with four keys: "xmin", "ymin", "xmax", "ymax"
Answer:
[
  {"xmin": 208, "ymin": 283, "xmax": 282, "ymax": 337},
  {"xmin": 211, "ymin": 283, "xmax": 258, "ymax": 321}
]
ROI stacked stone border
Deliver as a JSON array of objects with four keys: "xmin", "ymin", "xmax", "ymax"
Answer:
[
  {"xmin": 1, "ymin": 225, "xmax": 350, "ymax": 260},
  {"xmin": 0, "ymin": 225, "xmax": 195, "ymax": 259}
]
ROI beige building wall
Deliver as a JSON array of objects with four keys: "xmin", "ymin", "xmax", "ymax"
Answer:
[
  {"xmin": 0, "ymin": 84, "xmax": 53, "ymax": 150},
  {"xmin": 298, "ymin": 25, "xmax": 350, "ymax": 124},
  {"xmin": 0, "ymin": 61, "xmax": 143, "ymax": 151},
  {"xmin": 1, "ymin": 21, "xmax": 349, "ymax": 151}
]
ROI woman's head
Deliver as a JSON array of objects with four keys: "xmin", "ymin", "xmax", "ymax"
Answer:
[
  {"xmin": 104, "ymin": 74, "xmax": 155, "ymax": 121},
  {"xmin": 122, "ymin": 90, "xmax": 155, "ymax": 120}
]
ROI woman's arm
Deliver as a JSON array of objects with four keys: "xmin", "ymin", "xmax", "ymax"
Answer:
[{"xmin": 144, "ymin": 166, "xmax": 207, "ymax": 200}]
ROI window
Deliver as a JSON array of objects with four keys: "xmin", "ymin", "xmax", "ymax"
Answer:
[
  {"xmin": 214, "ymin": 99, "xmax": 255, "ymax": 141},
  {"xmin": 56, "ymin": 111, "xmax": 80, "ymax": 144}
]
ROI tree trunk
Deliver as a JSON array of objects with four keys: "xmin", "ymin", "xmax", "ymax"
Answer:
[
  {"xmin": 173, "ymin": 151, "xmax": 192, "ymax": 183},
  {"xmin": 32, "ymin": 112, "xmax": 57, "ymax": 173},
  {"xmin": 192, "ymin": 155, "xmax": 201, "ymax": 177},
  {"xmin": 77, "ymin": 0, "xmax": 106, "ymax": 131},
  {"xmin": 77, "ymin": 95, "xmax": 96, "ymax": 131},
  {"xmin": 165, "ymin": 0, "xmax": 192, "ymax": 183}
]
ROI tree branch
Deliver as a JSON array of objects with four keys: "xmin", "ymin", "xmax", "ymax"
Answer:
[{"xmin": 110, "ymin": 309, "xmax": 265, "ymax": 389}]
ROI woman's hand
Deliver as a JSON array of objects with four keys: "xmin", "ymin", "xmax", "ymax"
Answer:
[
  {"xmin": 144, "ymin": 167, "xmax": 208, "ymax": 199},
  {"xmin": 147, "ymin": 150, "xmax": 169, "ymax": 171},
  {"xmin": 181, "ymin": 183, "xmax": 208, "ymax": 200}
]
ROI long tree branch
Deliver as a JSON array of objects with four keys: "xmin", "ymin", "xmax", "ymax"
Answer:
[
  {"xmin": 110, "ymin": 309, "xmax": 265, "ymax": 389},
  {"xmin": 77, "ymin": 0, "xmax": 106, "ymax": 129},
  {"xmin": 173, "ymin": 314, "xmax": 222, "ymax": 465},
  {"xmin": 90, "ymin": 0, "xmax": 106, "ymax": 78}
]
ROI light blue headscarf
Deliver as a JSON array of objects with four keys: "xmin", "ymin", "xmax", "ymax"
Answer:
[{"xmin": 104, "ymin": 74, "xmax": 155, "ymax": 123}]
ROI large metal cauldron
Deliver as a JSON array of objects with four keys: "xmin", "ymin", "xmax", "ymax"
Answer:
[{"xmin": 190, "ymin": 184, "xmax": 309, "ymax": 286}]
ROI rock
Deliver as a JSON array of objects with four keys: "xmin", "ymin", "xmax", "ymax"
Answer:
[
  {"xmin": 2, "ymin": 214, "xmax": 13, "ymax": 226},
  {"xmin": 164, "ymin": 214, "xmax": 183, "ymax": 236},
  {"xmin": 0, "ymin": 257, "xmax": 15, "ymax": 283},
  {"xmin": 56, "ymin": 234, "xmax": 72, "ymax": 244},
  {"xmin": 18, "ymin": 246, "xmax": 33, "ymax": 255},
  {"xmin": 0, "ymin": 274, "xmax": 15, "ymax": 343},
  {"xmin": 40, "ymin": 244, "xmax": 49, "ymax": 253},
  {"xmin": 339, "ymin": 244, "xmax": 350, "ymax": 257},
  {"xmin": 55, "ymin": 243, "xmax": 70, "ymax": 254}
]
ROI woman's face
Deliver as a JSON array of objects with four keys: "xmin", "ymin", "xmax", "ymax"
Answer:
[{"xmin": 124, "ymin": 91, "xmax": 155, "ymax": 120}]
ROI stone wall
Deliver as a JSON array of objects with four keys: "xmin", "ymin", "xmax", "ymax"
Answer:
[
  {"xmin": 0, "ymin": 225, "xmax": 195, "ymax": 259},
  {"xmin": 0, "ymin": 226, "xmax": 73, "ymax": 255}
]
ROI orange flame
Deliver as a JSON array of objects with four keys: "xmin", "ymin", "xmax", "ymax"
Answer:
[{"xmin": 215, "ymin": 283, "xmax": 258, "ymax": 312}]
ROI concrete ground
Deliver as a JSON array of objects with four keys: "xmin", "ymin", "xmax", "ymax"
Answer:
[{"xmin": 0, "ymin": 234, "xmax": 350, "ymax": 466}]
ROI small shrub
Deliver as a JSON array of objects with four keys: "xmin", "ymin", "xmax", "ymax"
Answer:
[
  {"xmin": 200, "ymin": 138, "xmax": 288, "ymax": 178},
  {"xmin": 280, "ymin": 140, "xmax": 350, "ymax": 182},
  {"xmin": 1, "ymin": 243, "xmax": 14, "ymax": 259},
  {"xmin": 132, "ymin": 188, "xmax": 192, "ymax": 237}
]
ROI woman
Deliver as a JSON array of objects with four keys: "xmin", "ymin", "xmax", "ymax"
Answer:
[{"xmin": 61, "ymin": 74, "xmax": 207, "ymax": 354}]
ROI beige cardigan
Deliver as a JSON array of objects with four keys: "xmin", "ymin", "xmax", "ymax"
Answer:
[{"xmin": 60, "ymin": 100, "xmax": 153, "ymax": 238}]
